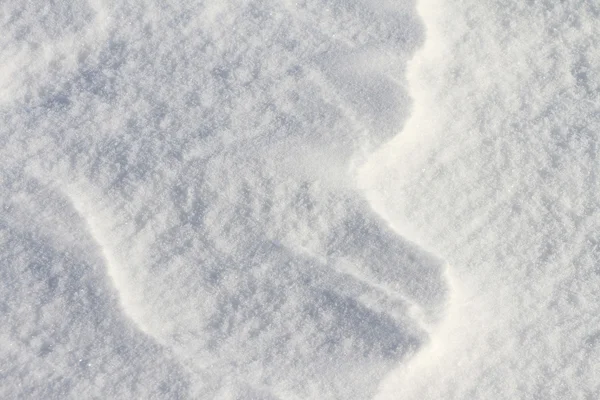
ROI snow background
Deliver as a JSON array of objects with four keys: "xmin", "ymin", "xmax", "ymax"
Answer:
[{"xmin": 2, "ymin": 0, "xmax": 599, "ymax": 399}]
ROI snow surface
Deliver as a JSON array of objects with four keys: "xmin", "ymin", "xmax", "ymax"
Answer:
[{"xmin": 2, "ymin": 0, "xmax": 599, "ymax": 399}]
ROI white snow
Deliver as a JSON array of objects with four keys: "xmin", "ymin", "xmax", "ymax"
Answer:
[
  {"xmin": 364, "ymin": 0, "xmax": 600, "ymax": 398},
  {"xmin": 2, "ymin": 0, "xmax": 600, "ymax": 399}
]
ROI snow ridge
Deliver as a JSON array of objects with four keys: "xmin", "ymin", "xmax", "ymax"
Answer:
[
  {"xmin": 357, "ymin": 1, "xmax": 462, "ymax": 397},
  {"xmin": 64, "ymin": 186, "xmax": 153, "ymax": 337}
]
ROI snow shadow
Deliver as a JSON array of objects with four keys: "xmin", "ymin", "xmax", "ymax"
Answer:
[{"xmin": 1, "ymin": 0, "xmax": 449, "ymax": 398}]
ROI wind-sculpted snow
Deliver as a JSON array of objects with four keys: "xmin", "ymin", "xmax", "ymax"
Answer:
[
  {"xmin": 0, "ymin": 179, "xmax": 191, "ymax": 399},
  {"xmin": 364, "ymin": 0, "xmax": 600, "ymax": 399},
  {"xmin": 1, "ymin": 0, "xmax": 449, "ymax": 398}
]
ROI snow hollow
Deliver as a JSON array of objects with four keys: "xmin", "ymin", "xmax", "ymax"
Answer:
[{"xmin": 1, "ymin": 0, "xmax": 449, "ymax": 399}]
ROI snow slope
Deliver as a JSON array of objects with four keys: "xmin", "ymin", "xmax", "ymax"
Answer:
[{"xmin": 362, "ymin": 0, "xmax": 600, "ymax": 398}]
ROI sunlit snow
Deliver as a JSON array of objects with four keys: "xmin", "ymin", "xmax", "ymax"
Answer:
[{"xmin": 2, "ymin": 0, "xmax": 599, "ymax": 399}]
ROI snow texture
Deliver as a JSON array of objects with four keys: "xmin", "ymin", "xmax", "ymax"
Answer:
[{"xmin": 2, "ymin": 0, "xmax": 599, "ymax": 399}]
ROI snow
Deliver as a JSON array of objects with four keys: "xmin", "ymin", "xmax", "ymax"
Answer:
[
  {"xmin": 2, "ymin": 0, "xmax": 599, "ymax": 399},
  {"xmin": 364, "ymin": 0, "xmax": 600, "ymax": 398}
]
